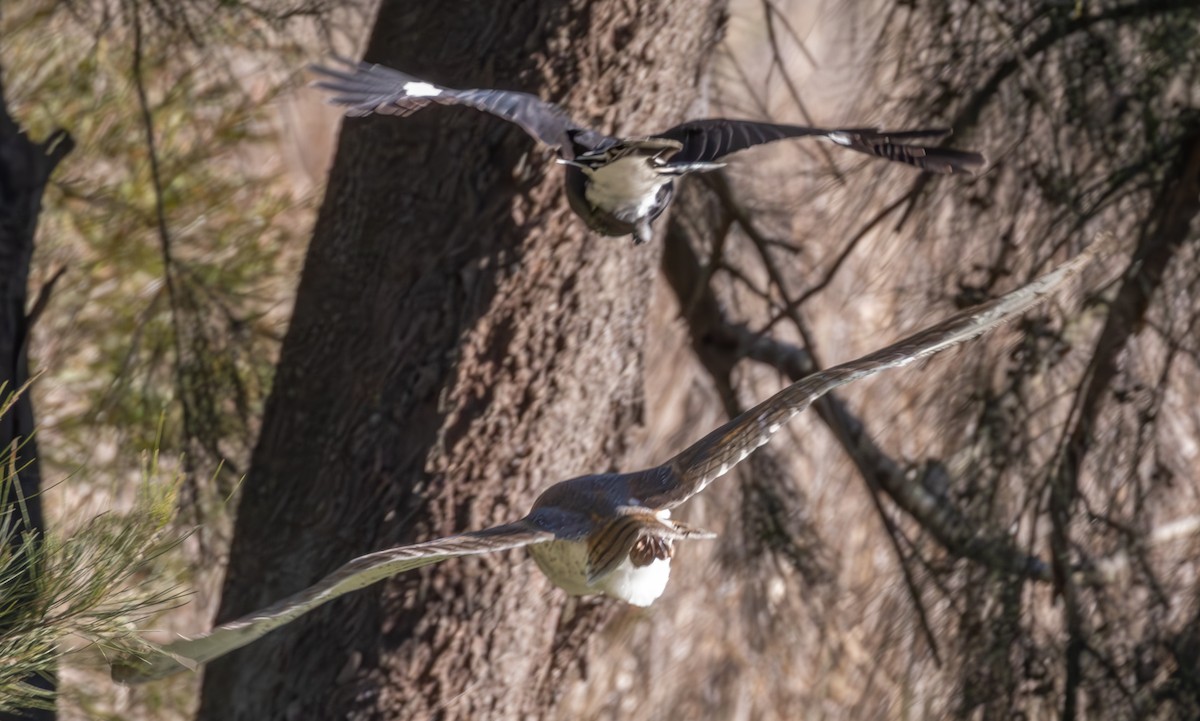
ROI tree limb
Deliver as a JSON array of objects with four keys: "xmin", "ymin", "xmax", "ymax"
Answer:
[{"xmin": 662, "ymin": 187, "xmax": 1052, "ymax": 582}]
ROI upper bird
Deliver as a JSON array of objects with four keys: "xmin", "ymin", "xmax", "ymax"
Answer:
[
  {"xmin": 311, "ymin": 58, "xmax": 986, "ymax": 245},
  {"xmin": 111, "ymin": 239, "xmax": 1107, "ymax": 685}
]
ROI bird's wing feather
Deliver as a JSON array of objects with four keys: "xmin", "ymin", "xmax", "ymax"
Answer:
[
  {"xmin": 310, "ymin": 58, "xmax": 612, "ymax": 156},
  {"xmin": 632, "ymin": 238, "xmax": 1109, "ymax": 510},
  {"xmin": 653, "ymin": 119, "xmax": 984, "ymax": 174},
  {"xmin": 585, "ymin": 509, "xmax": 671, "ymax": 583},
  {"xmin": 113, "ymin": 521, "xmax": 553, "ymax": 684}
]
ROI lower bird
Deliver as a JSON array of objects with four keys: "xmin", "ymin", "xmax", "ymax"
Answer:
[
  {"xmin": 311, "ymin": 57, "xmax": 986, "ymax": 245},
  {"xmin": 112, "ymin": 239, "xmax": 1107, "ymax": 684}
]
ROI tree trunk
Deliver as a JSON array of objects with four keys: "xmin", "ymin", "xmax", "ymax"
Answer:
[
  {"xmin": 199, "ymin": 1, "xmax": 725, "ymax": 718},
  {"xmin": 0, "ymin": 73, "xmax": 72, "ymax": 721}
]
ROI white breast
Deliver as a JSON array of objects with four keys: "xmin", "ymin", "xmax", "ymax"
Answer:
[
  {"xmin": 528, "ymin": 540, "xmax": 672, "ymax": 607},
  {"xmin": 583, "ymin": 157, "xmax": 670, "ymax": 221}
]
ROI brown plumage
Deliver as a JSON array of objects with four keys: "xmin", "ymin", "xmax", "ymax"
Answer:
[{"xmin": 113, "ymin": 239, "xmax": 1107, "ymax": 684}]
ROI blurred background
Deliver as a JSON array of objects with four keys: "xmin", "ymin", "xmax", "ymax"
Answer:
[{"xmin": 2, "ymin": 0, "xmax": 1198, "ymax": 719}]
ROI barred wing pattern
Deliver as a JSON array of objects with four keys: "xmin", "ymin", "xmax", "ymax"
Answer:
[
  {"xmin": 632, "ymin": 242, "xmax": 1104, "ymax": 510},
  {"xmin": 654, "ymin": 120, "xmax": 985, "ymax": 174},
  {"xmin": 113, "ymin": 522, "xmax": 553, "ymax": 684},
  {"xmin": 311, "ymin": 58, "xmax": 612, "ymax": 157}
]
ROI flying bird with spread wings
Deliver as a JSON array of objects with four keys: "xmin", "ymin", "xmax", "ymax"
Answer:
[
  {"xmin": 112, "ymin": 240, "xmax": 1106, "ymax": 684},
  {"xmin": 310, "ymin": 58, "xmax": 986, "ymax": 245}
]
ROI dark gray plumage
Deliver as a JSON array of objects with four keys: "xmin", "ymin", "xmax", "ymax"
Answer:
[{"xmin": 310, "ymin": 58, "xmax": 987, "ymax": 245}]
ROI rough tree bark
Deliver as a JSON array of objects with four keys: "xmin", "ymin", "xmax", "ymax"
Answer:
[
  {"xmin": 199, "ymin": 1, "xmax": 726, "ymax": 718},
  {"xmin": 0, "ymin": 68, "xmax": 72, "ymax": 721}
]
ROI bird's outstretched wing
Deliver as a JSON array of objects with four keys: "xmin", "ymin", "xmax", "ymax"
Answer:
[
  {"xmin": 632, "ymin": 240, "xmax": 1108, "ymax": 510},
  {"xmin": 113, "ymin": 521, "xmax": 553, "ymax": 684},
  {"xmin": 311, "ymin": 57, "xmax": 613, "ymax": 157},
  {"xmin": 653, "ymin": 120, "xmax": 985, "ymax": 174}
]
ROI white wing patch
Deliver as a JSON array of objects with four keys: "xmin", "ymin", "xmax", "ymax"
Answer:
[
  {"xmin": 403, "ymin": 81, "xmax": 443, "ymax": 98},
  {"xmin": 826, "ymin": 132, "xmax": 852, "ymax": 146}
]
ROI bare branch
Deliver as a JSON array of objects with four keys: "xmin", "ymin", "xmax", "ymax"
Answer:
[{"xmin": 662, "ymin": 185, "xmax": 1053, "ymax": 582}]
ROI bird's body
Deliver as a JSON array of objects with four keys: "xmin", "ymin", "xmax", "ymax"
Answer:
[
  {"xmin": 582, "ymin": 156, "xmax": 672, "ymax": 227},
  {"xmin": 586, "ymin": 550, "xmax": 673, "ymax": 608},
  {"xmin": 113, "ymin": 240, "xmax": 1108, "ymax": 684},
  {"xmin": 561, "ymin": 140, "xmax": 681, "ymax": 243},
  {"xmin": 311, "ymin": 58, "xmax": 987, "ymax": 244},
  {"xmin": 520, "ymin": 470, "xmax": 709, "ymax": 606},
  {"xmin": 527, "ymin": 532, "xmax": 674, "ymax": 606}
]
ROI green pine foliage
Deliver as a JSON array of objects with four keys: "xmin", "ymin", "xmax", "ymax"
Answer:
[
  {"xmin": 5, "ymin": 0, "xmax": 324, "ymax": 508},
  {"xmin": 2, "ymin": 0, "xmax": 371, "ymax": 716},
  {"xmin": 0, "ymin": 433, "xmax": 184, "ymax": 714}
]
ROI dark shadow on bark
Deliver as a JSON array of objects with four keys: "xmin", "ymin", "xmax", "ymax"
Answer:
[
  {"xmin": 0, "ymin": 63, "xmax": 74, "ymax": 721},
  {"xmin": 199, "ymin": 2, "xmax": 727, "ymax": 719}
]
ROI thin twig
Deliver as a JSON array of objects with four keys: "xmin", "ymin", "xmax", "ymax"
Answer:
[
  {"xmin": 661, "ymin": 197, "xmax": 1053, "ymax": 583},
  {"xmin": 761, "ymin": 0, "xmax": 843, "ymax": 182},
  {"xmin": 25, "ymin": 266, "xmax": 66, "ymax": 333},
  {"xmin": 759, "ymin": 188, "xmax": 916, "ymax": 335},
  {"xmin": 128, "ymin": 0, "xmax": 197, "ymax": 458}
]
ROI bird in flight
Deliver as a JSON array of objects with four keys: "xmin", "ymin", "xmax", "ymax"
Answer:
[
  {"xmin": 112, "ymin": 240, "xmax": 1105, "ymax": 684},
  {"xmin": 310, "ymin": 58, "xmax": 986, "ymax": 245}
]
